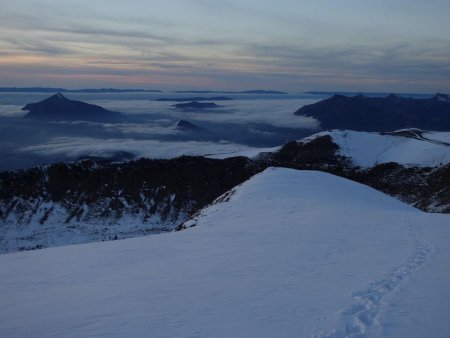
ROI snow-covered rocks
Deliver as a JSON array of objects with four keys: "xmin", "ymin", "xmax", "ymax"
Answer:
[{"xmin": 302, "ymin": 130, "xmax": 450, "ymax": 167}]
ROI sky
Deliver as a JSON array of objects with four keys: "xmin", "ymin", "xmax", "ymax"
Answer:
[{"xmin": 0, "ymin": 0, "xmax": 449, "ymax": 92}]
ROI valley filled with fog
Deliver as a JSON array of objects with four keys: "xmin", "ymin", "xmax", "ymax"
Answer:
[{"xmin": 0, "ymin": 92, "xmax": 323, "ymax": 171}]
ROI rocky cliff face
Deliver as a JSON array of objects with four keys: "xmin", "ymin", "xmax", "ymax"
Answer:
[{"xmin": 0, "ymin": 157, "xmax": 259, "ymax": 252}]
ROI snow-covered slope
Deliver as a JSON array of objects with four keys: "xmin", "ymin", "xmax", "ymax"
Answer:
[
  {"xmin": 303, "ymin": 130, "xmax": 450, "ymax": 167},
  {"xmin": 1, "ymin": 168, "xmax": 449, "ymax": 337},
  {"xmin": 423, "ymin": 130, "xmax": 450, "ymax": 145}
]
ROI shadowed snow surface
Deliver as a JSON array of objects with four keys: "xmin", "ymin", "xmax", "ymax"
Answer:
[{"xmin": 0, "ymin": 168, "xmax": 449, "ymax": 337}]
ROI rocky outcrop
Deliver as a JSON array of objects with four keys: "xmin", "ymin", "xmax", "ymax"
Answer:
[{"xmin": 0, "ymin": 156, "xmax": 259, "ymax": 252}]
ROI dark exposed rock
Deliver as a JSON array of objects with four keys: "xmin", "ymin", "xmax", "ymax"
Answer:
[
  {"xmin": 0, "ymin": 156, "xmax": 260, "ymax": 243},
  {"xmin": 22, "ymin": 93, "xmax": 123, "ymax": 121},
  {"xmin": 295, "ymin": 93, "xmax": 450, "ymax": 131},
  {"xmin": 269, "ymin": 135, "xmax": 347, "ymax": 166}
]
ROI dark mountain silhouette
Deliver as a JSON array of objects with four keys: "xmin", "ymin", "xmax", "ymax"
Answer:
[
  {"xmin": 303, "ymin": 91, "xmax": 431, "ymax": 99},
  {"xmin": 0, "ymin": 87, "xmax": 161, "ymax": 93},
  {"xmin": 295, "ymin": 93, "xmax": 450, "ymax": 131},
  {"xmin": 175, "ymin": 120, "xmax": 203, "ymax": 131},
  {"xmin": 156, "ymin": 97, "xmax": 233, "ymax": 102},
  {"xmin": 174, "ymin": 120, "xmax": 217, "ymax": 139},
  {"xmin": 22, "ymin": 93, "xmax": 123, "ymax": 121},
  {"xmin": 172, "ymin": 101, "xmax": 221, "ymax": 109}
]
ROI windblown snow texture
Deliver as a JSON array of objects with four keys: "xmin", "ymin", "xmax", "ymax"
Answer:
[{"xmin": 0, "ymin": 168, "xmax": 449, "ymax": 337}]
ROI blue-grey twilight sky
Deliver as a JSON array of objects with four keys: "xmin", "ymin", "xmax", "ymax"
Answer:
[{"xmin": 0, "ymin": 0, "xmax": 449, "ymax": 92}]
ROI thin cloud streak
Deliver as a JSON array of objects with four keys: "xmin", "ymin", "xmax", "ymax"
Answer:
[{"xmin": 19, "ymin": 137, "xmax": 260, "ymax": 160}]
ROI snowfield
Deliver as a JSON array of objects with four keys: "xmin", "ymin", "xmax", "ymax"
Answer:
[
  {"xmin": 303, "ymin": 130, "xmax": 450, "ymax": 167},
  {"xmin": 0, "ymin": 168, "xmax": 449, "ymax": 337},
  {"xmin": 423, "ymin": 131, "xmax": 450, "ymax": 145}
]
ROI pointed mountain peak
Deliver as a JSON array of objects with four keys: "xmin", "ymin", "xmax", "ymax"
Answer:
[
  {"xmin": 51, "ymin": 92, "xmax": 67, "ymax": 99},
  {"xmin": 175, "ymin": 119, "xmax": 201, "ymax": 130},
  {"xmin": 44, "ymin": 92, "xmax": 69, "ymax": 102},
  {"xmin": 21, "ymin": 93, "xmax": 121, "ymax": 121}
]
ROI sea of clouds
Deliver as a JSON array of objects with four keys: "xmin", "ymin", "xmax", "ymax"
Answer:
[{"xmin": 0, "ymin": 92, "xmax": 324, "ymax": 171}]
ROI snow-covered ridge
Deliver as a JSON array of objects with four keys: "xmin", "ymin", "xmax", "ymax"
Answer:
[
  {"xmin": 302, "ymin": 129, "xmax": 450, "ymax": 168},
  {"xmin": 1, "ymin": 129, "xmax": 449, "ymax": 254},
  {"xmin": 1, "ymin": 168, "xmax": 449, "ymax": 337},
  {"xmin": 184, "ymin": 167, "xmax": 417, "ymax": 229}
]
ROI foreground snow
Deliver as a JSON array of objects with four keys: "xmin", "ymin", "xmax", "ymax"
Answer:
[
  {"xmin": 0, "ymin": 168, "xmax": 449, "ymax": 337},
  {"xmin": 303, "ymin": 130, "xmax": 450, "ymax": 167}
]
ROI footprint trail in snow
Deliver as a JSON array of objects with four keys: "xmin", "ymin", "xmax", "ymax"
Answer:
[{"xmin": 315, "ymin": 215, "xmax": 434, "ymax": 338}]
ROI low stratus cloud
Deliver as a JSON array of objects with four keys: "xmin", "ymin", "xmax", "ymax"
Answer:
[
  {"xmin": 19, "ymin": 137, "xmax": 260, "ymax": 160},
  {"xmin": 182, "ymin": 99, "xmax": 321, "ymax": 129},
  {"xmin": 102, "ymin": 123, "xmax": 182, "ymax": 136},
  {"xmin": 49, "ymin": 120, "xmax": 181, "ymax": 136},
  {"xmin": 92, "ymin": 97, "xmax": 321, "ymax": 130},
  {"xmin": 0, "ymin": 105, "xmax": 26, "ymax": 118}
]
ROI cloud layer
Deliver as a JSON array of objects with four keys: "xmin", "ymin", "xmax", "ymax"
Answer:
[
  {"xmin": 0, "ymin": 93, "xmax": 321, "ymax": 170},
  {"xmin": 19, "ymin": 137, "xmax": 258, "ymax": 160}
]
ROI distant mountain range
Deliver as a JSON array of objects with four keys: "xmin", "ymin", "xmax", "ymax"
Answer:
[
  {"xmin": 22, "ymin": 93, "xmax": 122, "ymax": 121},
  {"xmin": 295, "ymin": 93, "xmax": 450, "ymax": 131},
  {"xmin": 0, "ymin": 87, "xmax": 287, "ymax": 94},
  {"xmin": 0, "ymin": 87, "xmax": 162, "ymax": 93},
  {"xmin": 303, "ymin": 91, "xmax": 435, "ymax": 98}
]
